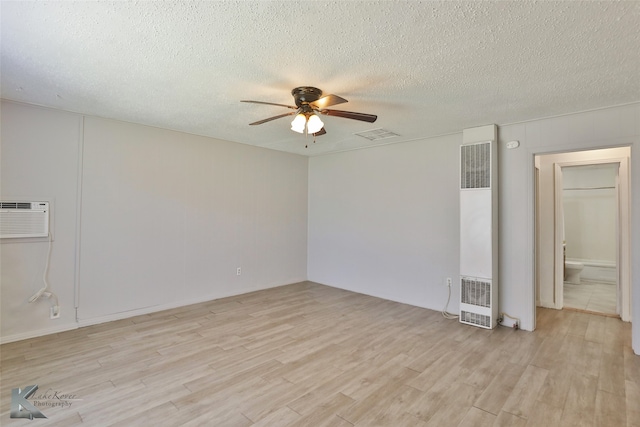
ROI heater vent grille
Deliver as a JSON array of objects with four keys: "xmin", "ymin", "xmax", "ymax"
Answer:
[
  {"xmin": 459, "ymin": 130, "xmax": 497, "ymax": 330},
  {"xmin": 460, "ymin": 311, "xmax": 491, "ymax": 328},
  {"xmin": 461, "ymin": 142, "xmax": 491, "ymax": 189},
  {"xmin": 461, "ymin": 277, "xmax": 491, "ymax": 307}
]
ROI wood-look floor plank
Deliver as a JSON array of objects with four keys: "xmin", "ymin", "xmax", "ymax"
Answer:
[
  {"xmin": 337, "ymin": 366, "xmax": 419, "ymax": 425},
  {"xmin": 473, "ymin": 362, "xmax": 527, "ymax": 415},
  {"xmin": 501, "ymin": 364, "xmax": 549, "ymax": 419},
  {"xmin": 595, "ymin": 389, "xmax": 626, "ymax": 427},
  {"xmin": 524, "ymin": 400, "xmax": 563, "ymax": 426},
  {"xmin": 494, "ymin": 411, "xmax": 528, "ymax": 427},
  {"xmin": 536, "ymin": 363, "xmax": 573, "ymax": 410},
  {"xmin": 624, "ymin": 344, "xmax": 640, "ymax": 384},
  {"xmin": 599, "ymin": 349, "xmax": 627, "ymax": 396},
  {"xmin": 577, "ymin": 339, "xmax": 603, "ymax": 378},
  {"xmin": 79, "ymin": 383, "xmax": 190, "ymax": 426},
  {"xmin": 530, "ymin": 335, "xmax": 566, "ymax": 370},
  {"xmin": 250, "ymin": 407, "xmax": 301, "ymax": 427},
  {"xmin": 37, "ymin": 412, "xmax": 84, "ymax": 427},
  {"xmin": 560, "ymin": 373, "xmax": 598, "ymax": 426},
  {"xmin": 604, "ymin": 317, "xmax": 630, "ymax": 350},
  {"xmin": 287, "ymin": 392, "xmax": 355, "ymax": 427},
  {"xmin": 0, "ymin": 283, "xmax": 636, "ymax": 427},
  {"xmin": 285, "ymin": 365, "xmax": 367, "ymax": 416},
  {"xmin": 107, "ymin": 401, "xmax": 181, "ymax": 427},
  {"xmin": 461, "ymin": 345, "xmax": 510, "ymax": 390},
  {"xmin": 457, "ymin": 406, "xmax": 496, "ymax": 427},
  {"xmin": 625, "ymin": 379, "xmax": 640, "ymax": 427},
  {"xmin": 585, "ymin": 314, "xmax": 607, "ymax": 343},
  {"xmin": 566, "ymin": 311, "xmax": 590, "ymax": 337},
  {"xmin": 350, "ymin": 384, "xmax": 425, "ymax": 426},
  {"xmin": 422, "ymin": 382, "xmax": 483, "ymax": 426}
]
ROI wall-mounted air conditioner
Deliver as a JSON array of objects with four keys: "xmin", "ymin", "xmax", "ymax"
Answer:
[
  {"xmin": 459, "ymin": 126, "xmax": 498, "ymax": 329},
  {"xmin": 0, "ymin": 201, "xmax": 50, "ymax": 238}
]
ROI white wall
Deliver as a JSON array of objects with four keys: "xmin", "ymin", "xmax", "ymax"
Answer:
[
  {"xmin": 308, "ymin": 134, "xmax": 461, "ymax": 311},
  {"xmin": 309, "ymin": 102, "xmax": 640, "ymax": 354},
  {"xmin": 78, "ymin": 117, "xmax": 308, "ymax": 322},
  {"xmin": 500, "ymin": 103, "xmax": 638, "ymax": 353},
  {"xmin": 1, "ymin": 100, "xmax": 308, "ymax": 341},
  {"xmin": 4, "ymin": 100, "xmax": 639, "ymax": 355},
  {"xmin": 563, "ymin": 164, "xmax": 617, "ymax": 263},
  {"xmin": 1, "ymin": 102, "xmax": 82, "ymax": 339}
]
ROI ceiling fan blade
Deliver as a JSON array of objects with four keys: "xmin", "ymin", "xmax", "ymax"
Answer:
[
  {"xmin": 312, "ymin": 127, "xmax": 327, "ymax": 136},
  {"xmin": 320, "ymin": 109, "xmax": 377, "ymax": 123},
  {"xmin": 241, "ymin": 100, "xmax": 297, "ymax": 109},
  {"xmin": 249, "ymin": 111, "xmax": 297, "ymax": 125},
  {"xmin": 310, "ymin": 94, "xmax": 348, "ymax": 109}
]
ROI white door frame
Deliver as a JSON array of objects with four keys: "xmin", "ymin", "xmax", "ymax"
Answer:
[{"xmin": 553, "ymin": 163, "xmax": 564, "ymax": 310}]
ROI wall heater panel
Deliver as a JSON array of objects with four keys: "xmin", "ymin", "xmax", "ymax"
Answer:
[
  {"xmin": 459, "ymin": 127, "xmax": 498, "ymax": 329},
  {"xmin": 0, "ymin": 201, "xmax": 49, "ymax": 238},
  {"xmin": 460, "ymin": 190, "xmax": 492, "ymax": 279}
]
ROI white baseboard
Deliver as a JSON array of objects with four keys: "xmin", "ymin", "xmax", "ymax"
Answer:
[
  {"xmin": 76, "ymin": 286, "xmax": 270, "ymax": 327},
  {"xmin": 569, "ymin": 258, "xmax": 616, "ymax": 268},
  {"xmin": 565, "ymin": 258, "xmax": 617, "ymax": 284},
  {"xmin": 0, "ymin": 323, "xmax": 79, "ymax": 345},
  {"xmin": 2, "ymin": 279, "xmax": 307, "ymax": 343},
  {"xmin": 538, "ymin": 299, "xmax": 557, "ymax": 310}
]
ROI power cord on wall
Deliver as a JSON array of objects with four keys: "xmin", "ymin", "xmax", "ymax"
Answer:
[
  {"xmin": 442, "ymin": 279, "xmax": 459, "ymax": 320},
  {"xmin": 497, "ymin": 312, "xmax": 520, "ymax": 330},
  {"xmin": 28, "ymin": 232, "xmax": 59, "ymax": 318}
]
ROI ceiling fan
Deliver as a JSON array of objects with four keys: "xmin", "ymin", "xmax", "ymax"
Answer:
[{"xmin": 241, "ymin": 86, "xmax": 377, "ymax": 138}]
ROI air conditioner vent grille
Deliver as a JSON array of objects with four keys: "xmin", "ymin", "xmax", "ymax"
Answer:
[
  {"xmin": 0, "ymin": 201, "xmax": 49, "ymax": 238},
  {"xmin": 461, "ymin": 142, "xmax": 491, "ymax": 189},
  {"xmin": 0, "ymin": 202, "xmax": 32, "ymax": 209},
  {"xmin": 461, "ymin": 277, "xmax": 491, "ymax": 308}
]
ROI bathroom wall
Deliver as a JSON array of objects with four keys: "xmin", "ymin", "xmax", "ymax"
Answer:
[{"xmin": 562, "ymin": 164, "xmax": 617, "ymax": 265}]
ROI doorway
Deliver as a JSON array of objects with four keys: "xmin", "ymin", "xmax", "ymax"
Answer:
[
  {"xmin": 559, "ymin": 163, "xmax": 619, "ymax": 316},
  {"xmin": 534, "ymin": 147, "xmax": 631, "ymax": 321}
]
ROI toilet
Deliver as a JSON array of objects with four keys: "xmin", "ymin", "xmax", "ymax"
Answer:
[{"xmin": 564, "ymin": 261, "xmax": 584, "ymax": 284}]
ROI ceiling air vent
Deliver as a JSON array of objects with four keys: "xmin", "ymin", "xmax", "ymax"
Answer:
[{"xmin": 354, "ymin": 128, "xmax": 400, "ymax": 141}]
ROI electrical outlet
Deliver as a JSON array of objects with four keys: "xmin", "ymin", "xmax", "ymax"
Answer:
[
  {"xmin": 236, "ymin": 267, "xmax": 241, "ymax": 276},
  {"xmin": 446, "ymin": 277, "xmax": 452, "ymax": 287},
  {"xmin": 50, "ymin": 306, "xmax": 60, "ymax": 319}
]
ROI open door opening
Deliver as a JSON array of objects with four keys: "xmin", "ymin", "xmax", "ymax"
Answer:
[
  {"xmin": 559, "ymin": 163, "xmax": 619, "ymax": 316},
  {"xmin": 534, "ymin": 147, "xmax": 630, "ymax": 321}
]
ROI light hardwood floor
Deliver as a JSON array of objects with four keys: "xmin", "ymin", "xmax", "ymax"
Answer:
[{"xmin": 1, "ymin": 281, "xmax": 638, "ymax": 426}]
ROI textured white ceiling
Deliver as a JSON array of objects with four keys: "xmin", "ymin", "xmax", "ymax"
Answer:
[{"xmin": 2, "ymin": 1, "xmax": 639, "ymax": 156}]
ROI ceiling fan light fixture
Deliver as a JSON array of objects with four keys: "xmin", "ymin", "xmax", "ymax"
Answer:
[
  {"xmin": 306, "ymin": 114, "xmax": 324, "ymax": 134},
  {"xmin": 244, "ymin": 86, "xmax": 377, "ymax": 138},
  {"xmin": 291, "ymin": 113, "xmax": 306, "ymax": 133}
]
